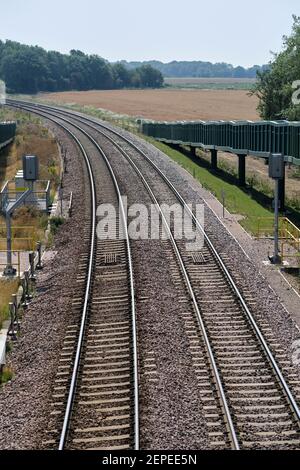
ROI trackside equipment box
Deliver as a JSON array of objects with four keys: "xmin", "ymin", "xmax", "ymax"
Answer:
[
  {"xmin": 268, "ymin": 154, "xmax": 284, "ymax": 179},
  {"xmin": 23, "ymin": 155, "xmax": 39, "ymax": 181}
]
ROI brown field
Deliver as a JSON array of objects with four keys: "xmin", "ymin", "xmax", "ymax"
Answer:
[{"xmin": 41, "ymin": 89, "xmax": 260, "ymax": 121}]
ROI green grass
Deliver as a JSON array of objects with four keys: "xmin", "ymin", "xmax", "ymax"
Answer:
[{"xmin": 145, "ymin": 138, "xmax": 273, "ymax": 234}]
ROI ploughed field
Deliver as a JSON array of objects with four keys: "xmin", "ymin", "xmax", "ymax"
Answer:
[{"xmin": 40, "ymin": 89, "xmax": 260, "ymax": 121}]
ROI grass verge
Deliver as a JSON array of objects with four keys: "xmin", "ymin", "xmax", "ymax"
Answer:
[{"xmin": 144, "ymin": 138, "xmax": 273, "ymax": 234}]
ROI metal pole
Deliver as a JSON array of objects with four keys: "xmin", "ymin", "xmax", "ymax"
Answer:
[
  {"xmin": 4, "ymin": 213, "xmax": 16, "ymax": 276},
  {"xmin": 12, "ymin": 294, "xmax": 19, "ymax": 333},
  {"xmin": 6, "ymin": 213, "xmax": 12, "ymax": 268},
  {"xmin": 21, "ymin": 277, "xmax": 29, "ymax": 309},
  {"xmin": 29, "ymin": 252, "xmax": 36, "ymax": 281},
  {"xmin": 60, "ymin": 185, "xmax": 63, "ymax": 217},
  {"xmin": 36, "ymin": 241, "xmax": 43, "ymax": 270},
  {"xmin": 221, "ymin": 189, "xmax": 225, "ymax": 218},
  {"xmin": 273, "ymin": 178, "xmax": 280, "ymax": 264},
  {"xmin": 24, "ymin": 271, "xmax": 32, "ymax": 300}
]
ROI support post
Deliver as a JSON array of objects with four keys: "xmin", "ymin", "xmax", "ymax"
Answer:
[
  {"xmin": 273, "ymin": 178, "xmax": 280, "ymax": 264},
  {"xmin": 36, "ymin": 241, "xmax": 43, "ymax": 270},
  {"xmin": 278, "ymin": 163, "xmax": 286, "ymax": 212},
  {"xmin": 190, "ymin": 146, "xmax": 197, "ymax": 157},
  {"xmin": 24, "ymin": 271, "xmax": 33, "ymax": 300},
  {"xmin": 8, "ymin": 302, "xmax": 17, "ymax": 341},
  {"xmin": 4, "ymin": 214, "xmax": 16, "ymax": 276},
  {"xmin": 238, "ymin": 154, "xmax": 246, "ymax": 187},
  {"xmin": 268, "ymin": 153, "xmax": 284, "ymax": 264},
  {"xmin": 29, "ymin": 252, "xmax": 36, "ymax": 281},
  {"xmin": 21, "ymin": 277, "xmax": 29, "ymax": 309},
  {"xmin": 211, "ymin": 149, "xmax": 218, "ymax": 171}
]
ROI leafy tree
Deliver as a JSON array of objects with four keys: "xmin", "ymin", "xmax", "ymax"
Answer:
[
  {"xmin": 112, "ymin": 63, "xmax": 131, "ymax": 88},
  {"xmin": 252, "ymin": 15, "xmax": 300, "ymax": 120},
  {"xmin": 136, "ymin": 65, "xmax": 164, "ymax": 88}
]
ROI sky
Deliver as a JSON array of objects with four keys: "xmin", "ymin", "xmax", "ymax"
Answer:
[{"xmin": 0, "ymin": 0, "xmax": 299, "ymax": 67}]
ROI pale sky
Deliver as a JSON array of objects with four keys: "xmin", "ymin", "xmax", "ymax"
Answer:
[{"xmin": 0, "ymin": 0, "xmax": 299, "ymax": 67}]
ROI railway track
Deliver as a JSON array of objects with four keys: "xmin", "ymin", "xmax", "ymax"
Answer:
[
  {"xmin": 9, "ymin": 106, "xmax": 140, "ymax": 450},
  {"xmin": 8, "ymin": 100, "xmax": 300, "ymax": 450}
]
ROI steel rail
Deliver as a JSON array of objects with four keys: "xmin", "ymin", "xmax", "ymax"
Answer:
[
  {"xmin": 38, "ymin": 102, "xmax": 300, "ymax": 426},
  {"xmin": 7, "ymin": 102, "xmax": 139, "ymax": 450}
]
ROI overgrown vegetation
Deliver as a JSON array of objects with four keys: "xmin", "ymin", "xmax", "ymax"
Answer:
[
  {"xmin": 0, "ymin": 41, "xmax": 164, "ymax": 94},
  {"xmin": 0, "ymin": 279, "xmax": 20, "ymax": 329},
  {"xmin": 0, "ymin": 108, "xmax": 60, "ymax": 185},
  {"xmin": 0, "ymin": 366, "xmax": 13, "ymax": 385},
  {"xmin": 252, "ymin": 15, "xmax": 300, "ymax": 120},
  {"xmin": 0, "ymin": 109, "xmax": 61, "ymax": 249}
]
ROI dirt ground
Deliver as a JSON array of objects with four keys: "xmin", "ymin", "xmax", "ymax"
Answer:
[{"xmin": 40, "ymin": 89, "xmax": 259, "ymax": 121}]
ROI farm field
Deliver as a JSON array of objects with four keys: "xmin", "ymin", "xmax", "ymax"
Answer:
[{"xmin": 40, "ymin": 89, "xmax": 260, "ymax": 121}]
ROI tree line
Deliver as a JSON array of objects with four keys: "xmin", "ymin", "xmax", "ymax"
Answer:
[
  {"xmin": 0, "ymin": 41, "xmax": 164, "ymax": 94},
  {"xmin": 120, "ymin": 60, "xmax": 268, "ymax": 79},
  {"xmin": 252, "ymin": 15, "xmax": 300, "ymax": 121}
]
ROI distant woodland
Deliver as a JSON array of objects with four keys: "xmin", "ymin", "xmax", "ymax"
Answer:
[
  {"xmin": 0, "ymin": 41, "xmax": 164, "ymax": 94},
  {"xmin": 120, "ymin": 60, "xmax": 268, "ymax": 79}
]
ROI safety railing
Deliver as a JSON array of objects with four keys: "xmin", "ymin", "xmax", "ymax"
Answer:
[
  {"xmin": 256, "ymin": 217, "xmax": 285, "ymax": 239},
  {"xmin": 0, "ymin": 181, "xmax": 9, "ymax": 213},
  {"xmin": 0, "ymin": 225, "xmax": 35, "ymax": 251},
  {"xmin": 0, "ymin": 180, "xmax": 51, "ymax": 213},
  {"xmin": 280, "ymin": 218, "xmax": 300, "ymax": 263},
  {"xmin": 256, "ymin": 216, "xmax": 300, "ymax": 263}
]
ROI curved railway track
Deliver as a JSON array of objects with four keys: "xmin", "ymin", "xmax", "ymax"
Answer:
[
  {"xmin": 8, "ymin": 100, "xmax": 300, "ymax": 450},
  {"xmin": 10, "ymin": 106, "xmax": 140, "ymax": 450}
]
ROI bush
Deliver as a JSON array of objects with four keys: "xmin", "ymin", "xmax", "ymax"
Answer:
[
  {"xmin": 1, "ymin": 366, "xmax": 13, "ymax": 385},
  {"xmin": 50, "ymin": 216, "xmax": 64, "ymax": 235}
]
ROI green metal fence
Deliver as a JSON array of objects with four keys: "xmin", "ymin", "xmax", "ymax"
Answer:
[
  {"xmin": 0, "ymin": 122, "xmax": 16, "ymax": 150},
  {"xmin": 142, "ymin": 120, "xmax": 300, "ymax": 165}
]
